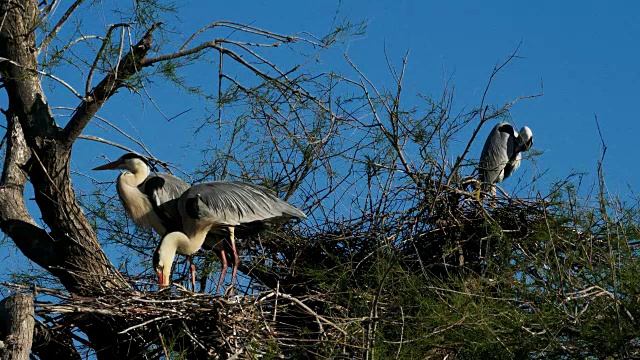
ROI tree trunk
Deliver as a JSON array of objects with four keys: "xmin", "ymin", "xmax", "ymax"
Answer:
[
  {"xmin": 0, "ymin": 293, "xmax": 34, "ymax": 360},
  {"xmin": 0, "ymin": 1, "xmax": 156, "ymax": 358}
]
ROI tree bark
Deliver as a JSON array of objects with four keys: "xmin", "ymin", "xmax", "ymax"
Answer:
[
  {"xmin": 0, "ymin": 1, "xmax": 157, "ymax": 358},
  {"xmin": 0, "ymin": 293, "xmax": 34, "ymax": 360}
]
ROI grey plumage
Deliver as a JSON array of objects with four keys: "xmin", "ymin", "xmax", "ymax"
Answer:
[
  {"xmin": 94, "ymin": 153, "xmax": 189, "ymax": 235},
  {"xmin": 141, "ymin": 174, "xmax": 190, "ymax": 233},
  {"xmin": 153, "ymin": 180, "xmax": 306, "ymax": 293},
  {"xmin": 96, "ymin": 153, "xmax": 305, "ymax": 292},
  {"xmin": 478, "ymin": 122, "xmax": 533, "ymax": 192},
  {"xmin": 183, "ymin": 181, "xmax": 306, "ymax": 225}
]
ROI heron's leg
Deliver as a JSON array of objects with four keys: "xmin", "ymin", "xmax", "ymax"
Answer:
[
  {"xmin": 229, "ymin": 226, "xmax": 240, "ymax": 289},
  {"xmin": 473, "ymin": 178, "xmax": 483, "ymax": 202},
  {"xmin": 215, "ymin": 240, "xmax": 228, "ymax": 295},
  {"xmin": 189, "ymin": 256, "xmax": 197, "ymax": 292}
]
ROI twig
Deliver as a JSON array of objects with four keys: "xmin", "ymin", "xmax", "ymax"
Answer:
[
  {"xmin": 37, "ymin": 0, "xmax": 86, "ymax": 55},
  {"xmin": 0, "ymin": 57, "xmax": 83, "ymax": 99},
  {"xmin": 78, "ymin": 134, "xmax": 136, "ymax": 153},
  {"xmin": 86, "ymin": 23, "xmax": 131, "ymax": 95},
  {"xmin": 118, "ymin": 315, "xmax": 170, "ymax": 334}
]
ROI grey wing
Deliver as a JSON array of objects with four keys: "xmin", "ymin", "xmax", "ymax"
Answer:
[
  {"xmin": 503, "ymin": 153, "xmax": 522, "ymax": 179},
  {"xmin": 478, "ymin": 123, "xmax": 512, "ymax": 185},
  {"xmin": 182, "ymin": 181, "xmax": 306, "ymax": 226},
  {"xmin": 503, "ymin": 129, "xmax": 523, "ymax": 179},
  {"xmin": 142, "ymin": 173, "xmax": 190, "ymax": 232}
]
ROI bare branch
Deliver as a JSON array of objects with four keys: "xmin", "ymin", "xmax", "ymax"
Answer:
[
  {"xmin": 0, "ymin": 57, "xmax": 83, "ymax": 99},
  {"xmin": 179, "ymin": 20, "xmax": 304, "ymax": 52},
  {"xmin": 37, "ymin": 0, "xmax": 86, "ymax": 55},
  {"xmin": 85, "ymin": 23, "xmax": 131, "ymax": 96},
  {"xmin": 60, "ymin": 22, "xmax": 162, "ymax": 146},
  {"xmin": 78, "ymin": 134, "xmax": 136, "ymax": 153},
  {"xmin": 143, "ymin": 37, "xmax": 332, "ymax": 116}
]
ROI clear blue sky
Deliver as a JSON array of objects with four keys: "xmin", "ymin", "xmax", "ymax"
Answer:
[
  {"xmin": 73, "ymin": 0, "xmax": 639, "ymax": 194},
  {"xmin": 3, "ymin": 1, "xmax": 640, "ymax": 287}
]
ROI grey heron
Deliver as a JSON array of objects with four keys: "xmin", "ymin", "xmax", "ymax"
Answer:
[
  {"xmin": 478, "ymin": 122, "xmax": 533, "ymax": 195},
  {"xmin": 93, "ymin": 153, "xmax": 221, "ymax": 290},
  {"xmin": 153, "ymin": 181, "xmax": 306, "ymax": 293},
  {"xmin": 92, "ymin": 153, "xmax": 189, "ymax": 235}
]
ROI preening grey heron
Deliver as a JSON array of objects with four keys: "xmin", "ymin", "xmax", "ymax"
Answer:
[
  {"xmin": 478, "ymin": 122, "xmax": 533, "ymax": 195},
  {"xmin": 92, "ymin": 153, "xmax": 189, "ymax": 235},
  {"xmin": 153, "ymin": 181, "xmax": 306, "ymax": 293}
]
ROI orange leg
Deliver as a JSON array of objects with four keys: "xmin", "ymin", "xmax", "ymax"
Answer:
[
  {"xmin": 189, "ymin": 261, "xmax": 197, "ymax": 292},
  {"xmin": 215, "ymin": 240, "xmax": 228, "ymax": 295}
]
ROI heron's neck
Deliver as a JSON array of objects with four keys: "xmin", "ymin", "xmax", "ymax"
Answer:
[
  {"xmin": 118, "ymin": 163, "xmax": 150, "ymax": 188},
  {"xmin": 157, "ymin": 233, "xmax": 180, "ymax": 286},
  {"xmin": 182, "ymin": 218, "xmax": 214, "ymax": 254},
  {"xmin": 163, "ymin": 230, "xmax": 208, "ymax": 256}
]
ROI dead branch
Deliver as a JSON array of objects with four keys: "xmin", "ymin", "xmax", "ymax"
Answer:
[
  {"xmin": 61, "ymin": 22, "xmax": 162, "ymax": 146},
  {"xmin": 37, "ymin": 0, "xmax": 86, "ymax": 55}
]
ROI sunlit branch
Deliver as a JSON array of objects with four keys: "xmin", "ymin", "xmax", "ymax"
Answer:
[
  {"xmin": 179, "ymin": 20, "xmax": 311, "ymax": 52},
  {"xmin": 0, "ymin": 57, "xmax": 83, "ymax": 99},
  {"xmin": 86, "ymin": 23, "xmax": 131, "ymax": 96},
  {"xmin": 78, "ymin": 134, "xmax": 136, "ymax": 154},
  {"xmin": 37, "ymin": 0, "xmax": 86, "ymax": 55},
  {"xmin": 61, "ymin": 22, "xmax": 161, "ymax": 146}
]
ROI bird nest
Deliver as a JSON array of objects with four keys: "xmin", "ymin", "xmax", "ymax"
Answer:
[
  {"xmin": 7, "ymin": 283, "xmax": 353, "ymax": 359},
  {"xmin": 401, "ymin": 182, "xmax": 548, "ymax": 277}
]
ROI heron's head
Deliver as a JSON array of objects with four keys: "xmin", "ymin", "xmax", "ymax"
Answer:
[
  {"xmin": 153, "ymin": 243, "xmax": 170, "ymax": 288},
  {"xmin": 152, "ymin": 232, "xmax": 182, "ymax": 288},
  {"xmin": 518, "ymin": 126, "xmax": 533, "ymax": 151},
  {"xmin": 92, "ymin": 153, "xmax": 149, "ymax": 173}
]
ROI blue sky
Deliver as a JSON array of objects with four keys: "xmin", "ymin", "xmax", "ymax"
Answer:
[
  {"xmin": 3, "ymin": 1, "xmax": 640, "ymax": 289},
  {"xmin": 72, "ymin": 1, "xmax": 639, "ymax": 194}
]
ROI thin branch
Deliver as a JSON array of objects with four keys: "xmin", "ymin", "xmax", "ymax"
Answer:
[
  {"xmin": 179, "ymin": 20, "xmax": 305, "ymax": 52},
  {"xmin": 0, "ymin": 57, "xmax": 83, "ymax": 99},
  {"xmin": 85, "ymin": 23, "xmax": 131, "ymax": 96},
  {"xmin": 37, "ymin": 0, "xmax": 86, "ymax": 55},
  {"xmin": 118, "ymin": 315, "xmax": 170, "ymax": 334},
  {"xmin": 78, "ymin": 134, "xmax": 136, "ymax": 153},
  {"xmin": 143, "ymin": 39, "xmax": 331, "ymax": 116},
  {"xmin": 60, "ymin": 22, "xmax": 161, "ymax": 146}
]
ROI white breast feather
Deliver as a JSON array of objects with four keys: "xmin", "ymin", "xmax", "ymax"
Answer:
[{"xmin": 118, "ymin": 182, "xmax": 166, "ymax": 234}]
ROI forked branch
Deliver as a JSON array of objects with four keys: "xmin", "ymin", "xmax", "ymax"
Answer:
[
  {"xmin": 61, "ymin": 22, "xmax": 162, "ymax": 146},
  {"xmin": 37, "ymin": 0, "xmax": 86, "ymax": 55}
]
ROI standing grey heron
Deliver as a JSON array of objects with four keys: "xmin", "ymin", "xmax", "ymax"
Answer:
[
  {"xmin": 93, "ymin": 153, "xmax": 225, "ymax": 290},
  {"xmin": 153, "ymin": 181, "xmax": 306, "ymax": 294},
  {"xmin": 92, "ymin": 153, "xmax": 189, "ymax": 235},
  {"xmin": 478, "ymin": 122, "xmax": 533, "ymax": 195}
]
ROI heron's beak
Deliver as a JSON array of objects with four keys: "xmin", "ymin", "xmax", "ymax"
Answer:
[
  {"xmin": 157, "ymin": 270, "xmax": 167, "ymax": 287},
  {"xmin": 92, "ymin": 160, "xmax": 121, "ymax": 171}
]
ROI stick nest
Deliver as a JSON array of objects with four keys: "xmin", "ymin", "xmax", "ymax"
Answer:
[{"xmin": 8, "ymin": 283, "xmax": 353, "ymax": 359}]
